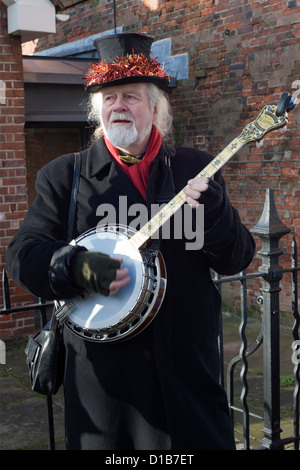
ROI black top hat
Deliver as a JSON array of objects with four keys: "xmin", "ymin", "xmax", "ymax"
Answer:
[{"xmin": 84, "ymin": 33, "xmax": 170, "ymax": 93}]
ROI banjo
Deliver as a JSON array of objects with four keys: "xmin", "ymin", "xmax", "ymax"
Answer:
[{"xmin": 55, "ymin": 93, "xmax": 296, "ymax": 343}]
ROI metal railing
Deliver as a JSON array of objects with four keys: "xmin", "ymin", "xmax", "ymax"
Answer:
[
  {"xmin": 1, "ymin": 188, "xmax": 299, "ymax": 450},
  {"xmin": 215, "ymin": 189, "xmax": 299, "ymax": 450}
]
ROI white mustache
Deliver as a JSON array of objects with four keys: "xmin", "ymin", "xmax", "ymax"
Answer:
[{"xmin": 109, "ymin": 113, "xmax": 134, "ymax": 124}]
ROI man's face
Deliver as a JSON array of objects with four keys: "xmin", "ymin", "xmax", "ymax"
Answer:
[{"xmin": 99, "ymin": 82, "xmax": 157, "ymax": 155}]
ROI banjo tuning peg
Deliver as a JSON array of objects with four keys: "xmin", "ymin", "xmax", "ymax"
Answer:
[
  {"xmin": 256, "ymin": 138, "xmax": 264, "ymax": 148},
  {"xmin": 276, "ymin": 92, "xmax": 296, "ymax": 116},
  {"xmin": 279, "ymin": 125, "xmax": 288, "ymax": 133},
  {"xmin": 286, "ymin": 96, "xmax": 297, "ymax": 113}
]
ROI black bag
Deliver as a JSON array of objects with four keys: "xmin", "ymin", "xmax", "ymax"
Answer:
[
  {"xmin": 24, "ymin": 152, "xmax": 81, "ymax": 395},
  {"xmin": 25, "ymin": 315, "xmax": 64, "ymax": 395}
]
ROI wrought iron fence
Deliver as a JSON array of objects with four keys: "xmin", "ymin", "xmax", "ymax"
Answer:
[
  {"xmin": 215, "ymin": 188, "xmax": 299, "ymax": 450},
  {"xmin": 1, "ymin": 188, "xmax": 299, "ymax": 450}
]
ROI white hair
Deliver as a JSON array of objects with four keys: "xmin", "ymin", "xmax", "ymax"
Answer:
[{"xmin": 86, "ymin": 82, "xmax": 173, "ymax": 141}]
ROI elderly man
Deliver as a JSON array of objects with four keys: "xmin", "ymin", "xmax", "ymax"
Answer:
[{"xmin": 6, "ymin": 32, "xmax": 255, "ymax": 450}]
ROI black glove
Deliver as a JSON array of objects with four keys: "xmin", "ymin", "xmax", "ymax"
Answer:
[
  {"xmin": 199, "ymin": 179, "xmax": 225, "ymax": 228},
  {"xmin": 69, "ymin": 251, "xmax": 121, "ymax": 296}
]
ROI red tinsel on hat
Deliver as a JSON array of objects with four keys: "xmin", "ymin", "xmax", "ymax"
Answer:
[{"xmin": 84, "ymin": 52, "xmax": 170, "ymax": 88}]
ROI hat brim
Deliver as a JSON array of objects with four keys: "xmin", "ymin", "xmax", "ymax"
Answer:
[{"xmin": 86, "ymin": 75, "xmax": 170, "ymax": 93}]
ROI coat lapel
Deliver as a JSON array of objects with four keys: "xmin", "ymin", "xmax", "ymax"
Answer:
[
  {"xmin": 85, "ymin": 136, "xmax": 176, "ymax": 207},
  {"xmin": 146, "ymin": 147, "xmax": 176, "ymax": 206},
  {"xmin": 108, "ymin": 161, "xmax": 146, "ymax": 205}
]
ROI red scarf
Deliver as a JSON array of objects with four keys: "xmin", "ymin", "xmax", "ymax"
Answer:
[{"xmin": 104, "ymin": 126, "xmax": 162, "ymax": 200}]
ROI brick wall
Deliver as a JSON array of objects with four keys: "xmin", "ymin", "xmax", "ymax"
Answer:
[
  {"xmin": 1, "ymin": 0, "xmax": 299, "ymax": 338},
  {"xmin": 0, "ymin": 2, "xmax": 34, "ymax": 339}
]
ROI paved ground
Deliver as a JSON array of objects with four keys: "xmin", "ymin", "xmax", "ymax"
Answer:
[
  {"xmin": 0, "ymin": 314, "xmax": 298, "ymax": 451},
  {"xmin": 0, "ymin": 341, "xmax": 65, "ymax": 450}
]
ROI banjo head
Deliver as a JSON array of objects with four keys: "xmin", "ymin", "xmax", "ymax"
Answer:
[{"xmin": 58, "ymin": 225, "xmax": 166, "ymax": 342}]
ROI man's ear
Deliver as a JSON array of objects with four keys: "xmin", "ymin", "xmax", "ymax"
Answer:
[{"xmin": 152, "ymin": 102, "xmax": 158, "ymax": 125}]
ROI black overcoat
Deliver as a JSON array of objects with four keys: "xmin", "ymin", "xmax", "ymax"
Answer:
[{"xmin": 6, "ymin": 138, "xmax": 255, "ymax": 450}]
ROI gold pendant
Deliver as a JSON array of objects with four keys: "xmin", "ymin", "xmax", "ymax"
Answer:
[{"xmin": 119, "ymin": 154, "xmax": 141, "ymax": 164}]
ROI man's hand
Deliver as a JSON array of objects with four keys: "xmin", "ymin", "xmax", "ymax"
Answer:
[
  {"xmin": 70, "ymin": 250, "xmax": 130, "ymax": 296},
  {"xmin": 183, "ymin": 177, "xmax": 210, "ymax": 208},
  {"xmin": 109, "ymin": 264, "xmax": 131, "ymax": 295},
  {"xmin": 183, "ymin": 176, "xmax": 225, "ymax": 227}
]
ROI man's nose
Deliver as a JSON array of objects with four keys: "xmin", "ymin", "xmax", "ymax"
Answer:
[{"xmin": 112, "ymin": 95, "xmax": 127, "ymax": 112}]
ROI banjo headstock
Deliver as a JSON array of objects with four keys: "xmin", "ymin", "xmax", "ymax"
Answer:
[{"xmin": 238, "ymin": 92, "xmax": 296, "ymax": 145}]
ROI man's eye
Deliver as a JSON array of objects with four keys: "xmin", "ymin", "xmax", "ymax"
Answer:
[
  {"xmin": 103, "ymin": 95, "xmax": 115, "ymax": 103},
  {"xmin": 126, "ymin": 95, "xmax": 138, "ymax": 101}
]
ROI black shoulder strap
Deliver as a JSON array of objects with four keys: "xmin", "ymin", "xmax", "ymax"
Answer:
[{"xmin": 67, "ymin": 152, "xmax": 81, "ymax": 242}]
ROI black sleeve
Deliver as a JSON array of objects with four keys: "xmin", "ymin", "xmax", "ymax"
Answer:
[
  {"xmin": 171, "ymin": 147, "xmax": 256, "ymax": 276},
  {"xmin": 6, "ymin": 158, "xmax": 85, "ymax": 300},
  {"xmin": 201, "ymin": 171, "xmax": 256, "ymax": 275}
]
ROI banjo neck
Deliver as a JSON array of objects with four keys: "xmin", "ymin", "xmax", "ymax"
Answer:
[{"xmin": 130, "ymin": 103, "xmax": 290, "ymax": 250}]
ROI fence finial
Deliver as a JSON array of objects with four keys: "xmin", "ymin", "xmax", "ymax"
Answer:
[{"xmin": 251, "ymin": 188, "xmax": 290, "ymax": 238}]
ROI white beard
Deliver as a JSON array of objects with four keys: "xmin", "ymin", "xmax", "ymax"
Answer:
[
  {"xmin": 104, "ymin": 113, "xmax": 152, "ymax": 151},
  {"xmin": 106, "ymin": 122, "xmax": 139, "ymax": 149}
]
